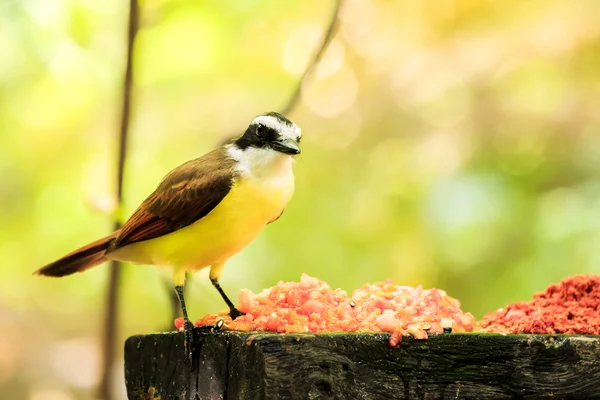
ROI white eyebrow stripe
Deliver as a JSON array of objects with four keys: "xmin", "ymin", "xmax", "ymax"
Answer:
[
  {"xmin": 252, "ymin": 115, "xmax": 286, "ymax": 131},
  {"xmin": 252, "ymin": 115, "xmax": 302, "ymax": 140}
]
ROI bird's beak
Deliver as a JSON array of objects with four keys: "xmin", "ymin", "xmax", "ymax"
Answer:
[{"xmin": 271, "ymin": 138, "xmax": 301, "ymax": 155}]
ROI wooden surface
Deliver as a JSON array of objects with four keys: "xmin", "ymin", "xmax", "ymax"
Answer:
[{"xmin": 124, "ymin": 330, "xmax": 600, "ymax": 399}]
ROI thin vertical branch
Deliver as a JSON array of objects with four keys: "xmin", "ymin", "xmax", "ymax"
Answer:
[
  {"xmin": 216, "ymin": 0, "xmax": 344, "ymax": 146},
  {"xmin": 280, "ymin": 0, "xmax": 344, "ymax": 116},
  {"xmin": 98, "ymin": 0, "xmax": 139, "ymax": 399}
]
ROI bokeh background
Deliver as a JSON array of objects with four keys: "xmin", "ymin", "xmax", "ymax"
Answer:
[{"xmin": 2, "ymin": 0, "xmax": 600, "ymax": 398}]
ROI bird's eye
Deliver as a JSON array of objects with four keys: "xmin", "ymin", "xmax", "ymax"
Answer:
[{"xmin": 256, "ymin": 124, "xmax": 264, "ymax": 135}]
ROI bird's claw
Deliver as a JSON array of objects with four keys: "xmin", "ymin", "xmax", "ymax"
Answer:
[{"xmin": 229, "ymin": 307, "xmax": 245, "ymax": 320}]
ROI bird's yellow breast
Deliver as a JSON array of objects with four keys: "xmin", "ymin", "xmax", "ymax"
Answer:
[{"xmin": 109, "ymin": 161, "xmax": 295, "ymax": 270}]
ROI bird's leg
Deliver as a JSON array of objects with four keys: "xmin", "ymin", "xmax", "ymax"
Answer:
[
  {"xmin": 174, "ymin": 284, "xmax": 195, "ymax": 362},
  {"xmin": 209, "ymin": 263, "xmax": 245, "ymax": 320},
  {"xmin": 210, "ymin": 278, "xmax": 244, "ymax": 320},
  {"xmin": 165, "ymin": 275, "xmax": 182, "ymax": 331}
]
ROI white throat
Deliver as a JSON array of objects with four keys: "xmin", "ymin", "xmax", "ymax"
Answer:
[{"xmin": 226, "ymin": 145, "xmax": 294, "ymax": 178}]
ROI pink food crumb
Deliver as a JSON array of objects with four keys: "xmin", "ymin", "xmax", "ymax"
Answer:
[{"xmin": 179, "ymin": 274, "xmax": 474, "ymax": 346}]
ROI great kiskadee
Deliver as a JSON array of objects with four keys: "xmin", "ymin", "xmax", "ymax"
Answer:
[{"xmin": 35, "ymin": 111, "xmax": 302, "ymax": 359}]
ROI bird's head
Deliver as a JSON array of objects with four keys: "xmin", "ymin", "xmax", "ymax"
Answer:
[{"xmin": 234, "ymin": 112, "xmax": 301, "ymax": 156}]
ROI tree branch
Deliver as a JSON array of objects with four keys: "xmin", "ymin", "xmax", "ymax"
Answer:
[
  {"xmin": 97, "ymin": 0, "xmax": 139, "ymax": 399},
  {"xmin": 216, "ymin": 0, "xmax": 344, "ymax": 148},
  {"xmin": 280, "ymin": 0, "xmax": 344, "ymax": 116}
]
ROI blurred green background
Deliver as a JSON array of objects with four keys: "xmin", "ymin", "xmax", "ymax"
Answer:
[{"xmin": 2, "ymin": 0, "xmax": 600, "ymax": 398}]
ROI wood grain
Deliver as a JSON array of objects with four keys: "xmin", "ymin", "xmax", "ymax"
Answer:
[{"xmin": 124, "ymin": 330, "xmax": 600, "ymax": 399}]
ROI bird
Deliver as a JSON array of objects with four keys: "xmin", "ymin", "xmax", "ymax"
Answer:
[{"xmin": 34, "ymin": 111, "xmax": 302, "ymax": 360}]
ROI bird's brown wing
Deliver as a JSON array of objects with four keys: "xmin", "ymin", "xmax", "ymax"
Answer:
[{"xmin": 109, "ymin": 148, "xmax": 236, "ymax": 251}]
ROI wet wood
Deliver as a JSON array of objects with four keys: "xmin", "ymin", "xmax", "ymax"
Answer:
[{"xmin": 124, "ymin": 330, "xmax": 600, "ymax": 399}]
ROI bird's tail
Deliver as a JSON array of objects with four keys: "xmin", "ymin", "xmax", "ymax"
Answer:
[{"xmin": 34, "ymin": 232, "xmax": 118, "ymax": 277}]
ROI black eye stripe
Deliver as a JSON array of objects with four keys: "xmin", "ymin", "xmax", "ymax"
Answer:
[
  {"xmin": 266, "ymin": 127, "xmax": 279, "ymax": 142},
  {"xmin": 235, "ymin": 117, "xmax": 299, "ymax": 151},
  {"xmin": 256, "ymin": 124, "xmax": 278, "ymax": 141}
]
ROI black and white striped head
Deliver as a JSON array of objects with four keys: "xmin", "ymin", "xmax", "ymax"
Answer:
[{"xmin": 234, "ymin": 112, "xmax": 301, "ymax": 155}]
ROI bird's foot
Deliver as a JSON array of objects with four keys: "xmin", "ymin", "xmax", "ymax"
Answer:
[{"xmin": 229, "ymin": 307, "xmax": 245, "ymax": 320}]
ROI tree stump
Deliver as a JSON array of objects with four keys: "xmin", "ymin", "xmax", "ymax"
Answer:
[{"xmin": 124, "ymin": 330, "xmax": 600, "ymax": 399}]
